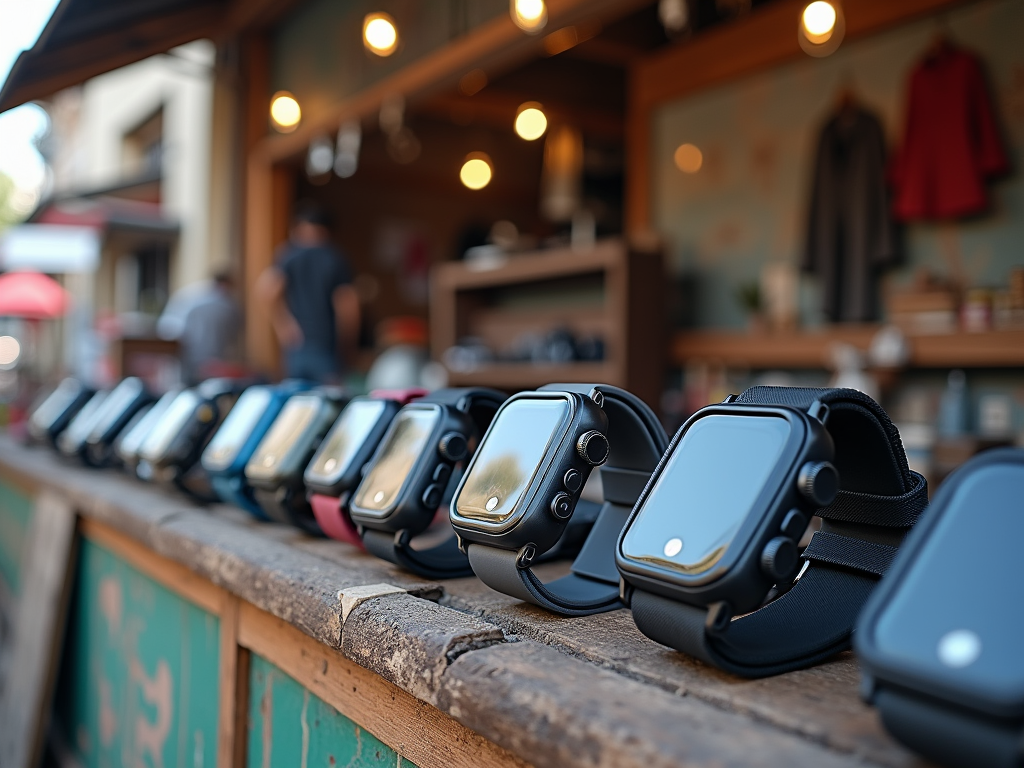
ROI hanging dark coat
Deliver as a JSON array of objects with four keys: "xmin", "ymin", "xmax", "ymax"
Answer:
[{"xmin": 802, "ymin": 106, "xmax": 896, "ymax": 322}]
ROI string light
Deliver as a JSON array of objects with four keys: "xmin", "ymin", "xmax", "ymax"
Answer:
[
  {"xmin": 799, "ymin": 1, "xmax": 844, "ymax": 57},
  {"xmin": 270, "ymin": 92, "xmax": 301, "ymax": 132},
  {"xmin": 674, "ymin": 143, "xmax": 703, "ymax": 174},
  {"xmin": 511, "ymin": 0, "xmax": 547, "ymax": 33},
  {"xmin": 514, "ymin": 103, "xmax": 547, "ymax": 141},
  {"xmin": 0, "ymin": 336, "xmax": 20, "ymax": 369},
  {"xmin": 364, "ymin": 13, "xmax": 399, "ymax": 56},
  {"xmin": 460, "ymin": 152, "xmax": 493, "ymax": 190}
]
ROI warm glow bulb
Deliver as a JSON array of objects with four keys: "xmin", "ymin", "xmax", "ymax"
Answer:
[
  {"xmin": 270, "ymin": 92, "xmax": 301, "ymax": 132},
  {"xmin": 0, "ymin": 336, "xmax": 20, "ymax": 369},
  {"xmin": 802, "ymin": 1, "xmax": 837, "ymax": 42},
  {"xmin": 460, "ymin": 153, "xmax": 493, "ymax": 190},
  {"xmin": 514, "ymin": 103, "xmax": 547, "ymax": 140},
  {"xmin": 364, "ymin": 13, "xmax": 399, "ymax": 56},
  {"xmin": 512, "ymin": 0, "xmax": 547, "ymax": 32},
  {"xmin": 674, "ymin": 143, "xmax": 703, "ymax": 174}
]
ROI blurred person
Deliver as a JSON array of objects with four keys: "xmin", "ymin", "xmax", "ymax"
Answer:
[
  {"xmin": 256, "ymin": 202, "xmax": 360, "ymax": 381},
  {"xmin": 158, "ymin": 271, "xmax": 242, "ymax": 384}
]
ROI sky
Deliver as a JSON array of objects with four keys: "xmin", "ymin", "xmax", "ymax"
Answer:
[{"xmin": 0, "ymin": 0, "xmax": 62, "ymax": 212}]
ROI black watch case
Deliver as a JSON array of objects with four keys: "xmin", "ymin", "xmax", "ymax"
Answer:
[
  {"xmin": 450, "ymin": 390, "xmax": 608, "ymax": 557},
  {"xmin": 28, "ymin": 378, "xmax": 94, "ymax": 445},
  {"xmin": 349, "ymin": 401, "xmax": 476, "ymax": 537},
  {"xmin": 245, "ymin": 391, "xmax": 345, "ymax": 494},
  {"xmin": 141, "ymin": 382, "xmax": 240, "ymax": 475},
  {"xmin": 83, "ymin": 378, "xmax": 151, "ymax": 466},
  {"xmin": 303, "ymin": 396, "xmax": 403, "ymax": 497},
  {"xmin": 856, "ymin": 448, "xmax": 1024, "ymax": 721},
  {"xmin": 616, "ymin": 402, "xmax": 834, "ymax": 615}
]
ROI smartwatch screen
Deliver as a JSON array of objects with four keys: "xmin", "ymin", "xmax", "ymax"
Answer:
[
  {"xmin": 620, "ymin": 414, "xmax": 791, "ymax": 576},
  {"xmin": 139, "ymin": 390, "xmax": 201, "ymax": 462},
  {"xmin": 30, "ymin": 379, "xmax": 81, "ymax": 435},
  {"xmin": 118, "ymin": 393, "xmax": 174, "ymax": 462},
  {"xmin": 871, "ymin": 463, "xmax": 1024, "ymax": 703},
  {"xmin": 88, "ymin": 379, "xmax": 144, "ymax": 441},
  {"xmin": 246, "ymin": 395, "xmax": 319, "ymax": 481},
  {"xmin": 308, "ymin": 399, "xmax": 387, "ymax": 484},
  {"xmin": 58, "ymin": 392, "xmax": 109, "ymax": 452},
  {"xmin": 455, "ymin": 397, "xmax": 569, "ymax": 524},
  {"xmin": 352, "ymin": 406, "xmax": 439, "ymax": 516},
  {"xmin": 203, "ymin": 387, "xmax": 272, "ymax": 471}
]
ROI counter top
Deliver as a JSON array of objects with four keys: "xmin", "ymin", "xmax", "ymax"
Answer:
[{"xmin": 0, "ymin": 437, "xmax": 931, "ymax": 768}]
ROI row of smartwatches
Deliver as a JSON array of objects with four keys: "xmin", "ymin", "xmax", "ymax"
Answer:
[{"xmin": 27, "ymin": 378, "xmax": 1022, "ymax": 768}]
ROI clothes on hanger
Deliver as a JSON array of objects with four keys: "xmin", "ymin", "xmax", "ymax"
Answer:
[
  {"xmin": 803, "ymin": 101, "xmax": 896, "ymax": 323},
  {"xmin": 890, "ymin": 39, "xmax": 1009, "ymax": 221}
]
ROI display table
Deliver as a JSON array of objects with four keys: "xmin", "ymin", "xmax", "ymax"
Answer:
[{"xmin": 0, "ymin": 436, "xmax": 933, "ymax": 768}]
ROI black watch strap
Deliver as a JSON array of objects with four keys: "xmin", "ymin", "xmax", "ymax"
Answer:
[
  {"xmin": 874, "ymin": 689, "xmax": 1023, "ymax": 768},
  {"xmin": 360, "ymin": 387, "xmax": 506, "ymax": 579},
  {"xmin": 467, "ymin": 384, "xmax": 668, "ymax": 616},
  {"xmin": 253, "ymin": 485, "xmax": 323, "ymax": 536},
  {"xmin": 630, "ymin": 386, "xmax": 928, "ymax": 677}
]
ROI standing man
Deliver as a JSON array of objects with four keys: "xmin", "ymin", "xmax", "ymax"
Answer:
[
  {"xmin": 158, "ymin": 271, "xmax": 242, "ymax": 384},
  {"xmin": 256, "ymin": 202, "xmax": 360, "ymax": 381}
]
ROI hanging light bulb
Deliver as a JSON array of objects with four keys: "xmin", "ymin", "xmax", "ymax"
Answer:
[
  {"xmin": 460, "ymin": 152, "xmax": 493, "ymax": 190},
  {"xmin": 798, "ymin": 1, "xmax": 844, "ymax": 57},
  {"xmin": 511, "ymin": 0, "xmax": 547, "ymax": 33},
  {"xmin": 270, "ymin": 92, "xmax": 301, "ymax": 132},
  {"xmin": 514, "ymin": 102, "xmax": 547, "ymax": 141},
  {"xmin": 364, "ymin": 12, "xmax": 399, "ymax": 56},
  {"xmin": 673, "ymin": 143, "xmax": 703, "ymax": 174}
]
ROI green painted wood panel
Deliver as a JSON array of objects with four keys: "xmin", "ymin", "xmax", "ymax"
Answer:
[
  {"xmin": 248, "ymin": 654, "xmax": 418, "ymax": 768},
  {"xmin": 54, "ymin": 538, "xmax": 221, "ymax": 768},
  {"xmin": 0, "ymin": 479, "xmax": 33, "ymax": 595}
]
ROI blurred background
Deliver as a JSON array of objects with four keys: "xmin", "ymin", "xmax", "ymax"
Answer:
[{"xmin": 0, "ymin": 0, "xmax": 1022, "ymax": 487}]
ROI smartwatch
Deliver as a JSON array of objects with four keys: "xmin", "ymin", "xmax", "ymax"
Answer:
[
  {"xmin": 82, "ymin": 377, "xmax": 152, "ymax": 467},
  {"xmin": 350, "ymin": 387, "xmax": 507, "ymax": 579},
  {"xmin": 28, "ymin": 378, "xmax": 95, "ymax": 446},
  {"xmin": 136, "ymin": 378, "xmax": 245, "ymax": 502},
  {"xmin": 856, "ymin": 448, "xmax": 1024, "ymax": 768},
  {"xmin": 116, "ymin": 391, "xmax": 179, "ymax": 473},
  {"xmin": 617, "ymin": 386, "xmax": 928, "ymax": 678},
  {"xmin": 201, "ymin": 379, "xmax": 313, "ymax": 517},
  {"xmin": 56, "ymin": 390, "xmax": 110, "ymax": 458},
  {"xmin": 305, "ymin": 388, "xmax": 427, "ymax": 546},
  {"xmin": 452, "ymin": 383, "xmax": 668, "ymax": 615},
  {"xmin": 244, "ymin": 387, "xmax": 348, "ymax": 533}
]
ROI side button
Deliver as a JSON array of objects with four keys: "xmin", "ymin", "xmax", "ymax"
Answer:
[
  {"xmin": 780, "ymin": 509, "xmax": 808, "ymax": 540},
  {"xmin": 432, "ymin": 463, "xmax": 451, "ymax": 486},
  {"xmin": 421, "ymin": 484, "xmax": 442, "ymax": 510},
  {"xmin": 550, "ymin": 492, "xmax": 573, "ymax": 520},
  {"xmin": 563, "ymin": 468, "xmax": 582, "ymax": 493}
]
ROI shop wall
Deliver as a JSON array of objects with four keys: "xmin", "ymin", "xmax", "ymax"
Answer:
[
  {"xmin": 652, "ymin": 0, "xmax": 1024, "ymax": 329},
  {"xmin": 272, "ymin": 0, "xmax": 507, "ymax": 127}
]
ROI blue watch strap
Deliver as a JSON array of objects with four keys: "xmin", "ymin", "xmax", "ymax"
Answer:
[{"xmin": 211, "ymin": 475, "xmax": 268, "ymax": 519}]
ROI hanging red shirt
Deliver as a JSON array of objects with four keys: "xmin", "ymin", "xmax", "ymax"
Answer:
[{"xmin": 891, "ymin": 44, "xmax": 1008, "ymax": 221}]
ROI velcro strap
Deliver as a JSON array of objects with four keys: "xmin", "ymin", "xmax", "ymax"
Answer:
[
  {"xmin": 801, "ymin": 531, "xmax": 898, "ymax": 577},
  {"xmin": 817, "ymin": 470, "xmax": 928, "ymax": 528}
]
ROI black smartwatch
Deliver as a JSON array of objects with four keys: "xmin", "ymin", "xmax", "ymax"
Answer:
[
  {"xmin": 136, "ymin": 379, "xmax": 244, "ymax": 501},
  {"xmin": 350, "ymin": 387, "xmax": 507, "ymax": 579},
  {"xmin": 856, "ymin": 448, "xmax": 1024, "ymax": 768},
  {"xmin": 28, "ymin": 378, "xmax": 95, "ymax": 446},
  {"xmin": 116, "ymin": 391, "xmax": 178, "ymax": 473},
  {"xmin": 82, "ymin": 377, "xmax": 152, "ymax": 467},
  {"xmin": 244, "ymin": 387, "xmax": 348, "ymax": 534},
  {"xmin": 452, "ymin": 383, "xmax": 669, "ymax": 616},
  {"xmin": 617, "ymin": 386, "xmax": 928, "ymax": 678},
  {"xmin": 56, "ymin": 390, "xmax": 110, "ymax": 458}
]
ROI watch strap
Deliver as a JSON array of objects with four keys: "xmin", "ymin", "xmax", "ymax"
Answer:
[
  {"xmin": 468, "ymin": 384, "xmax": 668, "ymax": 616},
  {"xmin": 369, "ymin": 387, "xmax": 428, "ymax": 405},
  {"xmin": 309, "ymin": 492, "xmax": 363, "ymax": 547},
  {"xmin": 629, "ymin": 386, "xmax": 927, "ymax": 677},
  {"xmin": 253, "ymin": 486, "xmax": 323, "ymax": 536},
  {"xmin": 211, "ymin": 475, "xmax": 268, "ymax": 520},
  {"xmin": 874, "ymin": 688, "xmax": 1023, "ymax": 768}
]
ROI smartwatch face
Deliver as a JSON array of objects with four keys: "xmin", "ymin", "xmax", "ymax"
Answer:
[
  {"xmin": 118, "ymin": 393, "xmax": 175, "ymax": 463},
  {"xmin": 203, "ymin": 386, "xmax": 273, "ymax": 472},
  {"xmin": 307, "ymin": 398, "xmax": 387, "ymax": 485},
  {"xmin": 29, "ymin": 379, "xmax": 83, "ymax": 437},
  {"xmin": 88, "ymin": 378, "xmax": 144, "ymax": 442},
  {"xmin": 620, "ymin": 413, "xmax": 792, "ymax": 578},
  {"xmin": 454, "ymin": 396, "xmax": 570, "ymax": 526},
  {"xmin": 352, "ymin": 405, "xmax": 440, "ymax": 516},
  {"xmin": 870, "ymin": 462, "xmax": 1024, "ymax": 705},
  {"xmin": 139, "ymin": 390, "xmax": 201, "ymax": 462},
  {"xmin": 58, "ymin": 391, "xmax": 109, "ymax": 453},
  {"xmin": 246, "ymin": 394, "xmax": 320, "ymax": 482}
]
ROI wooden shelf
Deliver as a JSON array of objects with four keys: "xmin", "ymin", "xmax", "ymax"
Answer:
[
  {"xmin": 445, "ymin": 362, "xmax": 618, "ymax": 390},
  {"xmin": 672, "ymin": 327, "xmax": 1024, "ymax": 369}
]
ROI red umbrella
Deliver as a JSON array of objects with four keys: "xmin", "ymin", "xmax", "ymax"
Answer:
[{"xmin": 0, "ymin": 271, "xmax": 70, "ymax": 319}]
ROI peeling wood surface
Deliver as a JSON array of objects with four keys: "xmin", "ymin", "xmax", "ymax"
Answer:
[{"xmin": 0, "ymin": 438, "xmax": 934, "ymax": 768}]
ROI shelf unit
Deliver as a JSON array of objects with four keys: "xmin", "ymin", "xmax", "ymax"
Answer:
[
  {"xmin": 430, "ymin": 240, "xmax": 665, "ymax": 408},
  {"xmin": 672, "ymin": 327, "xmax": 1024, "ymax": 369}
]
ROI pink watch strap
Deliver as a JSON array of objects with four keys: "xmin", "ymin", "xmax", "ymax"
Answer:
[
  {"xmin": 369, "ymin": 388, "xmax": 428, "ymax": 405},
  {"xmin": 310, "ymin": 493, "xmax": 364, "ymax": 547}
]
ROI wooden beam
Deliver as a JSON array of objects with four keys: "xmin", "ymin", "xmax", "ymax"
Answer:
[
  {"xmin": 237, "ymin": 602, "xmax": 529, "ymax": 768},
  {"xmin": 624, "ymin": 0, "xmax": 971, "ymax": 233},
  {"xmin": 217, "ymin": 596, "xmax": 242, "ymax": 768}
]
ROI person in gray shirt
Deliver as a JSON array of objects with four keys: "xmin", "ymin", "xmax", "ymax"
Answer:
[{"xmin": 158, "ymin": 271, "xmax": 242, "ymax": 384}]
